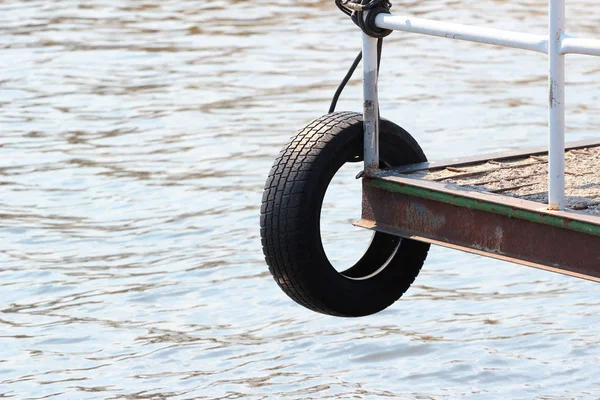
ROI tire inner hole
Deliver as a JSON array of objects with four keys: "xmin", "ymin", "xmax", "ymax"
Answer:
[{"xmin": 320, "ymin": 161, "xmax": 375, "ymax": 273}]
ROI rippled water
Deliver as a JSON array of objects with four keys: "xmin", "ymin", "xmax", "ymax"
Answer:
[{"xmin": 2, "ymin": 0, "xmax": 600, "ymax": 398}]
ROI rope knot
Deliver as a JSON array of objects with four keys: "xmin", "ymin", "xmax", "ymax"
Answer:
[{"xmin": 336, "ymin": 0, "xmax": 393, "ymax": 38}]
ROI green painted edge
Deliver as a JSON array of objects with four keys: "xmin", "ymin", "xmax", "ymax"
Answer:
[{"xmin": 369, "ymin": 179, "xmax": 600, "ymax": 238}]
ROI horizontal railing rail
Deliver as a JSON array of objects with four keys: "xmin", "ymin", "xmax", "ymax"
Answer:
[
  {"xmin": 374, "ymin": 14, "xmax": 600, "ymax": 57},
  {"xmin": 375, "ymin": 14, "xmax": 548, "ymax": 53}
]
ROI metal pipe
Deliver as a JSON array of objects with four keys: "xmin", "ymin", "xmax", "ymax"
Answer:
[
  {"xmin": 548, "ymin": 0, "xmax": 565, "ymax": 210},
  {"xmin": 375, "ymin": 14, "xmax": 548, "ymax": 54},
  {"xmin": 561, "ymin": 36, "xmax": 600, "ymax": 56},
  {"xmin": 362, "ymin": 33, "xmax": 379, "ymax": 174}
]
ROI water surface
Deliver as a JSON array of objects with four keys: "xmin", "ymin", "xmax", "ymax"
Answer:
[{"xmin": 2, "ymin": 0, "xmax": 600, "ymax": 398}]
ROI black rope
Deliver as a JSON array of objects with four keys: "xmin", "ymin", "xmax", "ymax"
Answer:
[
  {"xmin": 376, "ymin": 35, "xmax": 383, "ymax": 73},
  {"xmin": 335, "ymin": 0, "xmax": 352, "ymax": 16},
  {"xmin": 336, "ymin": 0, "xmax": 392, "ymax": 38},
  {"xmin": 328, "ymin": 51, "xmax": 361, "ymax": 113},
  {"xmin": 336, "ymin": 0, "xmax": 391, "ymax": 14},
  {"xmin": 328, "ymin": 38, "xmax": 383, "ymax": 114}
]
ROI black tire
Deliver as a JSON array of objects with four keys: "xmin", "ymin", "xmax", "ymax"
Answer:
[{"xmin": 260, "ymin": 111, "xmax": 430, "ymax": 317}]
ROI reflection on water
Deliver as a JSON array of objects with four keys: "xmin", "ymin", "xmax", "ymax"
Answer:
[{"xmin": 2, "ymin": 0, "xmax": 600, "ymax": 398}]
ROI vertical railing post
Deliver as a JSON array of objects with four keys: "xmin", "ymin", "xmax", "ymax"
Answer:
[
  {"xmin": 362, "ymin": 33, "xmax": 380, "ymax": 174},
  {"xmin": 548, "ymin": 0, "xmax": 565, "ymax": 210}
]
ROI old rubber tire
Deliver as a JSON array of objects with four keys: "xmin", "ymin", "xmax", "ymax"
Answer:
[{"xmin": 260, "ymin": 111, "xmax": 430, "ymax": 317}]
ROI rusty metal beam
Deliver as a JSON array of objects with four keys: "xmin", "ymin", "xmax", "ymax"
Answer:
[{"xmin": 357, "ymin": 174, "xmax": 600, "ymax": 281}]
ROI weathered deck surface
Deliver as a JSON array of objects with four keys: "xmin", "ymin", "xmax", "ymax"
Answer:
[{"xmin": 408, "ymin": 146, "xmax": 600, "ymax": 215}]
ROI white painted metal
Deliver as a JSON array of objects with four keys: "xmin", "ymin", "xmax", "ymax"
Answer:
[
  {"xmin": 548, "ymin": 0, "xmax": 565, "ymax": 210},
  {"xmin": 561, "ymin": 36, "xmax": 600, "ymax": 56},
  {"xmin": 375, "ymin": 14, "xmax": 548, "ymax": 54},
  {"xmin": 374, "ymin": 12, "xmax": 600, "ymax": 57},
  {"xmin": 362, "ymin": 34, "xmax": 380, "ymax": 174},
  {"xmin": 363, "ymin": 4, "xmax": 600, "ymax": 210}
]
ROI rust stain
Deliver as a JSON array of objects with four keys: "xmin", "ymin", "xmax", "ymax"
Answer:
[
  {"xmin": 494, "ymin": 226, "xmax": 503, "ymax": 250},
  {"xmin": 404, "ymin": 203, "xmax": 445, "ymax": 233},
  {"xmin": 473, "ymin": 225, "xmax": 505, "ymax": 253}
]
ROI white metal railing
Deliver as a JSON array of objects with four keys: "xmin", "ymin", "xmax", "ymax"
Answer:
[{"xmin": 362, "ymin": 0, "xmax": 600, "ymax": 210}]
